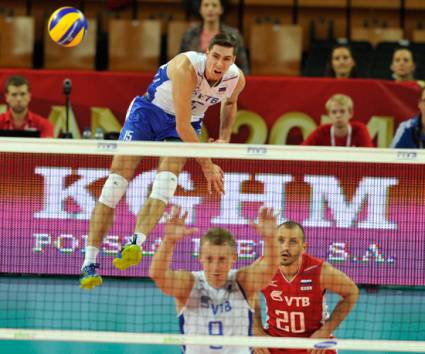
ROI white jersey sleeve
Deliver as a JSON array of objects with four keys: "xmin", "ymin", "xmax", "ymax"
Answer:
[{"xmin": 178, "ymin": 270, "xmax": 253, "ymax": 354}]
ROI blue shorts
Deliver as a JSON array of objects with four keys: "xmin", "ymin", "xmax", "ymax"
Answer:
[{"xmin": 119, "ymin": 96, "xmax": 202, "ymax": 142}]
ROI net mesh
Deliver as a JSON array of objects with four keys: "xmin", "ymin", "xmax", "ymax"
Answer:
[{"xmin": 0, "ymin": 138, "xmax": 425, "ymax": 353}]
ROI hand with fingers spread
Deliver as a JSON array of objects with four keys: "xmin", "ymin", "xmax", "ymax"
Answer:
[
  {"xmin": 251, "ymin": 207, "xmax": 279, "ymax": 239},
  {"xmin": 201, "ymin": 162, "xmax": 225, "ymax": 195},
  {"xmin": 164, "ymin": 206, "xmax": 198, "ymax": 242}
]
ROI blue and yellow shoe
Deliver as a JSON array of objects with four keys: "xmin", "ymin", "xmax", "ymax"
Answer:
[
  {"xmin": 80, "ymin": 263, "xmax": 102, "ymax": 290},
  {"xmin": 113, "ymin": 241, "xmax": 142, "ymax": 271}
]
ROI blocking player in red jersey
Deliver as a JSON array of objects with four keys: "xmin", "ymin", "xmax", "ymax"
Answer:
[{"xmin": 253, "ymin": 221, "xmax": 359, "ymax": 354}]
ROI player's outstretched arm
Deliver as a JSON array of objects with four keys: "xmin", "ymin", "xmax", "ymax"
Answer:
[
  {"xmin": 311, "ymin": 263, "xmax": 359, "ymax": 339},
  {"xmin": 237, "ymin": 207, "xmax": 280, "ymax": 301},
  {"xmin": 168, "ymin": 54, "xmax": 224, "ymax": 195},
  {"xmin": 218, "ymin": 70, "xmax": 246, "ymax": 143},
  {"xmin": 149, "ymin": 206, "xmax": 198, "ymax": 302}
]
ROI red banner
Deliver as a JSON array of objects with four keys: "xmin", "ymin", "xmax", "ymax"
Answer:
[{"xmin": 0, "ymin": 69, "xmax": 420, "ymax": 146}]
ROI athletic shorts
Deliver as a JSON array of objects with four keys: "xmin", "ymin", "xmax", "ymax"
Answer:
[{"xmin": 119, "ymin": 95, "xmax": 202, "ymax": 142}]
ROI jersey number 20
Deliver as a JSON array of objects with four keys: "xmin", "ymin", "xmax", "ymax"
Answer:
[{"xmin": 275, "ymin": 310, "xmax": 305, "ymax": 333}]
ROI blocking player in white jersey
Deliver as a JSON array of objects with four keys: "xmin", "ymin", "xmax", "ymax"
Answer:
[
  {"xmin": 149, "ymin": 206, "xmax": 280, "ymax": 354},
  {"xmin": 80, "ymin": 32, "xmax": 246, "ymax": 289}
]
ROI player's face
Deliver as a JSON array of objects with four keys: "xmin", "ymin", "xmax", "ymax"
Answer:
[
  {"xmin": 5, "ymin": 84, "xmax": 31, "ymax": 115},
  {"xmin": 200, "ymin": 0, "xmax": 223, "ymax": 23},
  {"xmin": 199, "ymin": 242, "xmax": 237, "ymax": 288},
  {"xmin": 277, "ymin": 227, "xmax": 305, "ymax": 266},
  {"xmin": 391, "ymin": 49, "xmax": 415, "ymax": 80},
  {"xmin": 331, "ymin": 48, "xmax": 355, "ymax": 78},
  {"xmin": 205, "ymin": 45, "xmax": 235, "ymax": 82},
  {"xmin": 327, "ymin": 102, "xmax": 352, "ymax": 129}
]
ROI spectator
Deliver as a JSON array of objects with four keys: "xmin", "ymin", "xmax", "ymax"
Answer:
[
  {"xmin": 391, "ymin": 87, "xmax": 425, "ymax": 148},
  {"xmin": 325, "ymin": 45, "xmax": 357, "ymax": 79},
  {"xmin": 303, "ymin": 94, "xmax": 373, "ymax": 147},
  {"xmin": 391, "ymin": 47, "xmax": 416, "ymax": 82},
  {"xmin": 180, "ymin": 0, "xmax": 250, "ymax": 74},
  {"xmin": 0, "ymin": 75, "xmax": 54, "ymax": 138}
]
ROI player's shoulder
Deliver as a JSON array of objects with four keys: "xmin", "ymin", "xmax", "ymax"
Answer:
[{"xmin": 302, "ymin": 253, "xmax": 324, "ymax": 271}]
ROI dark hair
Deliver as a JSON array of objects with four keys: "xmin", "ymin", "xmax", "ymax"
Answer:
[
  {"xmin": 197, "ymin": 0, "xmax": 229, "ymax": 16},
  {"xmin": 5, "ymin": 75, "xmax": 30, "ymax": 93},
  {"xmin": 200, "ymin": 227, "xmax": 236, "ymax": 249},
  {"xmin": 278, "ymin": 221, "xmax": 305, "ymax": 242},
  {"xmin": 325, "ymin": 45, "xmax": 357, "ymax": 78},
  {"xmin": 392, "ymin": 46, "xmax": 414, "ymax": 62},
  {"xmin": 208, "ymin": 32, "xmax": 238, "ymax": 54}
]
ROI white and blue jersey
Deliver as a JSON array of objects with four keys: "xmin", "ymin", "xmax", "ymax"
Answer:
[
  {"xmin": 391, "ymin": 115, "xmax": 425, "ymax": 148},
  {"xmin": 178, "ymin": 270, "xmax": 253, "ymax": 354},
  {"xmin": 119, "ymin": 51, "xmax": 240, "ymax": 142}
]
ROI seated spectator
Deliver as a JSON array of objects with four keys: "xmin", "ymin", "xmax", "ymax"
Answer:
[
  {"xmin": 0, "ymin": 75, "xmax": 54, "ymax": 138},
  {"xmin": 180, "ymin": 0, "xmax": 250, "ymax": 74},
  {"xmin": 391, "ymin": 47, "xmax": 416, "ymax": 82},
  {"xmin": 303, "ymin": 94, "xmax": 373, "ymax": 147},
  {"xmin": 325, "ymin": 45, "xmax": 357, "ymax": 78},
  {"xmin": 391, "ymin": 87, "xmax": 425, "ymax": 148}
]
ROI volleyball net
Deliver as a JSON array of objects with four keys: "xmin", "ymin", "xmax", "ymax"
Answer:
[{"xmin": 0, "ymin": 138, "xmax": 424, "ymax": 353}]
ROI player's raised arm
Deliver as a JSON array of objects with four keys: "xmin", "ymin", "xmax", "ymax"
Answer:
[
  {"xmin": 237, "ymin": 207, "xmax": 280, "ymax": 301},
  {"xmin": 149, "ymin": 206, "xmax": 198, "ymax": 303},
  {"xmin": 218, "ymin": 70, "xmax": 246, "ymax": 143},
  {"xmin": 312, "ymin": 263, "xmax": 359, "ymax": 339}
]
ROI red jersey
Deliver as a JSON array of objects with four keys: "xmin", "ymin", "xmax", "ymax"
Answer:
[
  {"xmin": 0, "ymin": 110, "xmax": 54, "ymax": 138},
  {"xmin": 302, "ymin": 121, "xmax": 373, "ymax": 147},
  {"xmin": 262, "ymin": 253, "xmax": 336, "ymax": 354}
]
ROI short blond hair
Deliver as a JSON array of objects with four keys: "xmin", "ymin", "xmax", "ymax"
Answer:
[{"xmin": 325, "ymin": 94, "xmax": 353, "ymax": 112}]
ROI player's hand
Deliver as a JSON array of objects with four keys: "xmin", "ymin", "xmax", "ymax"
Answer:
[
  {"xmin": 254, "ymin": 348, "xmax": 271, "ymax": 354},
  {"xmin": 164, "ymin": 206, "xmax": 198, "ymax": 241},
  {"xmin": 308, "ymin": 328, "xmax": 335, "ymax": 354},
  {"xmin": 251, "ymin": 207, "xmax": 279, "ymax": 239},
  {"xmin": 202, "ymin": 162, "xmax": 224, "ymax": 195},
  {"xmin": 208, "ymin": 138, "xmax": 227, "ymax": 144}
]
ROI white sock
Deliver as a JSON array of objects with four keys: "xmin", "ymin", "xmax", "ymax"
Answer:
[
  {"xmin": 82, "ymin": 246, "xmax": 99, "ymax": 270},
  {"xmin": 133, "ymin": 232, "xmax": 147, "ymax": 246}
]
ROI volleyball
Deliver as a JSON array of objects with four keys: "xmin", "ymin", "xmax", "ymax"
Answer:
[{"xmin": 47, "ymin": 7, "xmax": 88, "ymax": 47}]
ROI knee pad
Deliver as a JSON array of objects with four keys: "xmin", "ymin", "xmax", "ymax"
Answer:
[
  {"xmin": 99, "ymin": 173, "xmax": 129, "ymax": 208},
  {"xmin": 150, "ymin": 171, "xmax": 178, "ymax": 204}
]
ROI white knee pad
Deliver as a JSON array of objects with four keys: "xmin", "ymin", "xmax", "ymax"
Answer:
[
  {"xmin": 98, "ymin": 173, "xmax": 129, "ymax": 208},
  {"xmin": 150, "ymin": 171, "xmax": 178, "ymax": 204}
]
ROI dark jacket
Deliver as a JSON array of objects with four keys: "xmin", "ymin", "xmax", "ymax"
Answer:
[{"xmin": 180, "ymin": 22, "xmax": 250, "ymax": 75}]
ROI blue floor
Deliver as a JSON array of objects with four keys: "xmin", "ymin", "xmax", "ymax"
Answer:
[{"xmin": 0, "ymin": 276, "xmax": 424, "ymax": 354}]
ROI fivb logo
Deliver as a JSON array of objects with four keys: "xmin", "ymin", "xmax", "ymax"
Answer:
[{"xmin": 33, "ymin": 167, "xmax": 398, "ymax": 229}]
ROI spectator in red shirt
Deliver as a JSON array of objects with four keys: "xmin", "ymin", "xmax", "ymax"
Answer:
[
  {"xmin": 0, "ymin": 75, "xmax": 54, "ymax": 138},
  {"xmin": 303, "ymin": 94, "xmax": 373, "ymax": 147}
]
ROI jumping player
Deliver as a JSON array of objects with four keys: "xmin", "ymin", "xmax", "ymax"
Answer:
[{"xmin": 80, "ymin": 32, "xmax": 246, "ymax": 289}]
